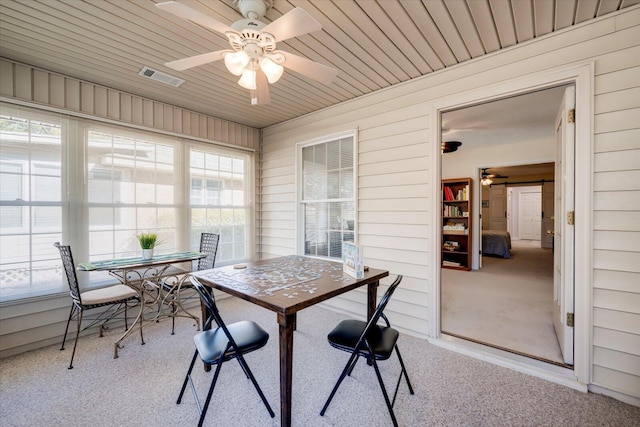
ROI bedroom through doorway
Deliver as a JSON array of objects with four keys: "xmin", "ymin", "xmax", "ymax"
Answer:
[{"xmin": 439, "ymin": 84, "xmax": 574, "ymax": 366}]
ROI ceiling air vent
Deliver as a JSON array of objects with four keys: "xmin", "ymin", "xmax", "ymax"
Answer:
[{"xmin": 138, "ymin": 66, "xmax": 184, "ymax": 87}]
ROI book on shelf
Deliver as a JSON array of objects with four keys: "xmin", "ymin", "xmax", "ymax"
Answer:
[
  {"xmin": 342, "ymin": 241, "xmax": 364, "ymax": 279},
  {"xmin": 443, "ymin": 186, "xmax": 455, "ymax": 201},
  {"xmin": 443, "ymin": 205, "xmax": 468, "ymax": 217},
  {"xmin": 442, "ymin": 260, "xmax": 462, "ymax": 267},
  {"xmin": 456, "ymin": 185, "xmax": 470, "ymax": 201}
]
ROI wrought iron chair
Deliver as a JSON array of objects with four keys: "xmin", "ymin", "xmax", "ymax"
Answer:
[
  {"xmin": 177, "ymin": 276, "xmax": 275, "ymax": 427},
  {"xmin": 54, "ymin": 242, "xmax": 140, "ymax": 369},
  {"xmin": 162, "ymin": 233, "xmax": 220, "ymax": 334},
  {"xmin": 320, "ymin": 275, "xmax": 414, "ymax": 427}
]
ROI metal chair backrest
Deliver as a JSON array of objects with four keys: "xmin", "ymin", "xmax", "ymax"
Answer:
[
  {"xmin": 189, "ymin": 275, "xmax": 224, "ymax": 332},
  {"xmin": 358, "ymin": 275, "xmax": 403, "ymax": 341},
  {"xmin": 54, "ymin": 242, "xmax": 82, "ymax": 304},
  {"xmin": 196, "ymin": 233, "xmax": 219, "ymax": 271}
]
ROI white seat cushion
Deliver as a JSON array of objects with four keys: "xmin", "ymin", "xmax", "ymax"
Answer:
[{"xmin": 81, "ymin": 284, "xmax": 138, "ymax": 305}]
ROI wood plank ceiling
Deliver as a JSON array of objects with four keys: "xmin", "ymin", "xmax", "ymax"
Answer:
[{"xmin": 0, "ymin": 0, "xmax": 637, "ymax": 129}]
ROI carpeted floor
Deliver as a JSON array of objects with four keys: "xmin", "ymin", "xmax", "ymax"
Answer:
[
  {"xmin": 1, "ymin": 296, "xmax": 639, "ymax": 426},
  {"xmin": 441, "ymin": 240, "xmax": 563, "ymax": 364}
]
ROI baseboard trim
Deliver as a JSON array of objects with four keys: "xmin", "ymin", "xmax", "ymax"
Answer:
[
  {"xmin": 588, "ymin": 384, "xmax": 640, "ymax": 408},
  {"xmin": 430, "ymin": 334, "xmax": 587, "ymax": 393}
]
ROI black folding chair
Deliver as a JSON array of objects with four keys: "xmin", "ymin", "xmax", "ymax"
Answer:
[
  {"xmin": 320, "ymin": 275, "xmax": 414, "ymax": 427},
  {"xmin": 54, "ymin": 242, "xmax": 140, "ymax": 369},
  {"xmin": 177, "ymin": 276, "xmax": 275, "ymax": 427}
]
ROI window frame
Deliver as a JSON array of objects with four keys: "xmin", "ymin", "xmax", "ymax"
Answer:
[
  {"xmin": 295, "ymin": 130, "xmax": 358, "ymax": 260},
  {"xmin": 0, "ymin": 104, "xmax": 68, "ymax": 300},
  {"xmin": 186, "ymin": 140, "xmax": 254, "ymax": 266},
  {"xmin": 0, "ymin": 102, "xmax": 255, "ymax": 302}
]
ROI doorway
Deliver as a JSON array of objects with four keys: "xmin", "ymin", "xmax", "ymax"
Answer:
[
  {"xmin": 439, "ymin": 86, "xmax": 574, "ymax": 366},
  {"xmin": 509, "ymin": 185, "xmax": 541, "ymax": 241}
]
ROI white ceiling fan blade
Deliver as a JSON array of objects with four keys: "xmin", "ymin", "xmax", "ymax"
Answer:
[
  {"xmin": 165, "ymin": 50, "xmax": 229, "ymax": 71},
  {"xmin": 251, "ymin": 69, "xmax": 271, "ymax": 105},
  {"xmin": 156, "ymin": 1, "xmax": 235, "ymax": 35},
  {"xmin": 273, "ymin": 51, "xmax": 337, "ymax": 85},
  {"xmin": 261, "ymin": 7, "xmax": 322, "ymax": 42}
]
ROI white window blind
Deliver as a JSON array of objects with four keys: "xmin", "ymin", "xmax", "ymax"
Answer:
[
  {"xmin": 0, "ymin": 106, "xmax": 65, "ymax": 299},
  {"xmin": 86, "ymin": 126, "xmax": 181, "ymax": 260},
  {"xmin": 189, "ymin": 146, "xmax": 252, "ymax": 264},
  {"xmin": 298, "ymin": 132, "xmax": 356, "ymax": 259}
]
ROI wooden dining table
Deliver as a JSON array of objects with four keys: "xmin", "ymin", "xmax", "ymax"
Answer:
[{"xmin": 190, "ymin": 255, "xmax": 389, "ymax": 427}]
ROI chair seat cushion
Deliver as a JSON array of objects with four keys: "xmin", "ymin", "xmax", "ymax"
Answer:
[
  {"xmin": 81, "ymin": 284, "xmax": 138, "ymax": 305},
  {"xmin": 194, "ymin": 320, "xmax": 269, "ymax": 365},
  {"xmin": 327, "ymin": 319, "xmax": 399, "ymax": 360}
]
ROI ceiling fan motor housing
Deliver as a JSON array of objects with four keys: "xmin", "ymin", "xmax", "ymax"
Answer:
[
  {"xmin": 235, "ymin": 0, "xmax": 273, "ymax": 20},
  {"xmin": 227, "ymin": 23, "xmax": 277, "ymax": 62}
]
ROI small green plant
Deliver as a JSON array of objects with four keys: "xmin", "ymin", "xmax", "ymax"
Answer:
[{"xmin": 137, "ymin": 232, "xmax": 159, "ymax": 249}]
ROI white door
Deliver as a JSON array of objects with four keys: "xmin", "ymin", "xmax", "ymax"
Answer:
[
  {"xmin": 553, "ymin": 86, "xmax": 576, "ymax": 365},
  {"xmin": 541, "ymin": 181, "xmax": 554, "ymax": 249},
  {"xmin": 519, "ymin": 189, "xmax": 541, "ymax": 240}
]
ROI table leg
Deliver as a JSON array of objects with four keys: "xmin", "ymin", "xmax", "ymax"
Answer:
[
  {"xmin": 367, "ymin": 280, "xmax": 379, "ymax": 320},
  {"xmin": 113, "ymin": 289, "xmax": 145, "ymax": 358},
  {"xmin": 277, "ymin": 312, "xmax": 296, "ymax": 427},
  {"xmin": 366, "ymin": 280, "xmax": 379, "ymax": 366}
]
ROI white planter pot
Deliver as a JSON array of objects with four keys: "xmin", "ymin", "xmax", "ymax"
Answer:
[{"xmin": 142, "ymin": 248, "xmax": 154, "ymax": 260}]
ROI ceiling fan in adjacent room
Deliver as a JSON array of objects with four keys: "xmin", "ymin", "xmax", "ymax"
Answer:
[
  {"xmin": 441, "ymin": 140, "xmax": 462, "ymax": 153},
  {"xmin": 155, "ymin": 0, "xmax": 338, "ymax": 105},
  {"xmin": 481, "ymin": 168, "xmax": 509, "ymax": 185}
]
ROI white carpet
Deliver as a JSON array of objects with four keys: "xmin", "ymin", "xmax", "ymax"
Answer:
[
  {"xmin": 2, "ymin": 296, "xmax": 639, "ymax": 426},
  {"xmin": 441, "ymin": 239, "xmax": 564, "ymax": 364}
]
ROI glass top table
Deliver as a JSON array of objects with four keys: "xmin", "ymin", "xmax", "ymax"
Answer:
[
  {"xmin": 79, "ymin": 251, "xmax": 206, "ymax": 358},
  {"xmin": 78, "ymin": 251, "xmax": 205, "ymax": 271}
]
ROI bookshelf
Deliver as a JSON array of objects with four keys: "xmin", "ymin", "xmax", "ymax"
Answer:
[{"xmin": 442, "ymin": 177, "xmax": 472, "ymax": 271}]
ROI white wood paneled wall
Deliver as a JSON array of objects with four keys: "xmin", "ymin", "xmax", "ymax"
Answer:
[
  {"xmin": 261, "ymin": 8, "xmax": 640, "ymax": 403},
  {"xmin": 0, "ymin": 59, "xmax": 260, "ymax": 150}
]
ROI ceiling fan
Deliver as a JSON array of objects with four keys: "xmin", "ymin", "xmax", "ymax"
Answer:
[
  {"xmin": 481, "ymin": 168, "xmax": 508, "ymax": 185},
  {"xmin": 441, "ymin": 140, "xmax": 462, "ymax": 153},
  {"xmin": 155, "ymin": 0, "xmax": 338, "ymax": 105}
]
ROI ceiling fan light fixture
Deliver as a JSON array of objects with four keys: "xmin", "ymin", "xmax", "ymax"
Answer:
[
  {"xmin": 238, "ymin": 68, "xmax": 257, "ymax": 90},
  {"xmin": 224, "ymin": 51, "xmax": 250, "ymax": 76},
  {"xmin": 481, "ymin": 177, "xmax": 493, "ymax": 186},
  {"xmin": 259, "ymin": 57, "xmax": 283, "ymax": 84}
]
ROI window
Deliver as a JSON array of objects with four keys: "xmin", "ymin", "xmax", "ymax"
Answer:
[
  {"xmin": 0, "ymin": 102, "xmax": 254, "ymax": 302},
  {"xmin": 0, "ymin": 108, "xmax": 65, "ymax": 299},
  {"xmin": 190, "ymin": 178, "xmax": 224, "ymax": 205},
  {"xmin": 86, "ymin": 127, "xmax": 180, "ymax": 260},
  {"xmin": 298, "ymin": 132, "xmax": 356, "ymax": 259},
  {"xmin": 189, "ymin": 147, "xmax": 252, "ymax": 263}
]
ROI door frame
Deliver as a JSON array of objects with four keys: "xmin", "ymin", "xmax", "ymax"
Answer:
[{"xmin": 429, "ymin": 63, "xmax": 593, "ymax": 388}]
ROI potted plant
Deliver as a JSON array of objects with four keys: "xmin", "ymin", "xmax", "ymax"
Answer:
[{"xmin": 137, "ymin": 232, "xmax": 159, "ymax": 260}]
